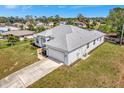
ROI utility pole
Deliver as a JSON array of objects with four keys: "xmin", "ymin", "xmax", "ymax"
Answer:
[{"xmin": 120, "ymin": 24, "xmax": 124, "ymax": 45}]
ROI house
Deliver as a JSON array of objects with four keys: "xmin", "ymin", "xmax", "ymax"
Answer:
[
  {"xmin": 0, "ymin": 23, "xmax": 6, "ymax": 26},
  {"xmin": 47, "ymin": 22, "xmax": 54, "ymax": 26},
  {"xmin": 13, "ymin": 23, "xmax": 22, "ymax": 28},
  {"xmin": 0, "ymin": 36, "xmax": 3, "ymax": 40},
  {"xmin": 34, "ymin": 25, "xmax": 105, "ymax": 65},
  {"xmin": 2, "ymin": 30, "xmax": 35, "ymax": 41},
  {"xmin": 74, "ymin": 21, "xmax": 87, "ymax": 28},
  {"xmin": 0, "ymin": 26, "xmax": 20, "ymax": 34},
  {"xmin": 12, "ymin": 23, "xmax": 28, "ymax": 30},
  {"xmin": 36, "ymin": 22, "xmax": 44, "ymax": 27},
  {"xmin": 59, "ymin": 21, "xmax": 67, "ymax": 25}
]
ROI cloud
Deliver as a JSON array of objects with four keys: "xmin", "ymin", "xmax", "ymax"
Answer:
[
  {"xmin": 4, "ymin": 5, "xmax": 18, "ymax": 9},
  {"xmin": 21, "ymin": 5, "xmax": 32, "ymax": 12}
]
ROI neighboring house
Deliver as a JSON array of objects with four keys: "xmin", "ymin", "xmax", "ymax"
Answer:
[
  {"xmin": 0, "ymin": 23, "xmax": 6, "ymax": 26},
  {"xmin": 47, "ymin": 22, "xmax": 54, "ymax": 26},
  {"xmin": 13, "ymin": 23, "xmax": 28, "ymax": 30},
  {"xmin": 74, "ymin": 21, "xmax": 87, "ymax": 28},
  {"xmin": 59, "ymin": 21, "xmax": 67, "ymax": 25},
  {"xmin": 2, "ymin": 30, "xmax": 35, "ymax": 41},
  {"xmin": 23, "ymin": 24, "xmax": 29, "ymax": 30},
  {"xmin": 13, "ymin": 23, "xmax": 22, "ymax": 28},
  {"xmin": 34, "ymin": 25, "xmax": 105, "ymax": 65},
  {"xmin": 0, "ymin": 26, "xmax": 20, "ymax": 34},
  {"xmin": 36, "ymin": 22, "xmax": 45, "ymax": 27},
  {"xmin": 0, "ymin": 36, "xmax": 3, "ymax": 40}
]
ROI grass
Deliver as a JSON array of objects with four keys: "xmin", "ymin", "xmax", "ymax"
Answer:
[
  {"xmin": 30, "ymin": 42, "xmax": 124, "ymax": 88},
  {"xmin": 0, "ymin": 40, "xmax": 8, "ymax": 49},
  {"xmin": 0, "ymin": 40, "xmax": 39, "ymax": 79},
  {"xmin": 0, "ymin": 40, "xmax": 32, "ymax": 49}
]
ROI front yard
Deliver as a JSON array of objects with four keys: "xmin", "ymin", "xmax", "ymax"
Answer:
[
  {"xmin": 0, "ymin": 40, "xmax": 39, "ymax": 79},
  {"xmin": 30, "ymin": 42, "xmax": 124, "ymax": 88},
  {"xmin": 1, "ymin": 41, "xmax": 124, "ymax": 88}
]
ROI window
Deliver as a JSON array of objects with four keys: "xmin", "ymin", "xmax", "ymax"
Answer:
[
  {"xmin": 93, "ymin": 40, "xmax": 95, "ymax": 45},
  {"xmin": 87, "ymin": 43, "xmax": 89, "ymax": 49},
  {"xmin": 99, "ymin": 37, "xmax": 101, "ymax": 41},
  {"xmin": 36, "ymin": 38, "xmax": 39, "ymax": 44}
]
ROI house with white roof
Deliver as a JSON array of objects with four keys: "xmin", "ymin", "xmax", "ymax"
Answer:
[
  {"xmin": 34, "ymin": 25, "xmax": 105, "ymax": 65},
  {"xmin": 0, "ymin": 26, "xmax": 20, "ymax": 34}
]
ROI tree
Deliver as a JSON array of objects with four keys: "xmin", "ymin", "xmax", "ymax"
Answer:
[
  {"xmin": 108, "ymin": 8, "xmax": 124, "ymax": 33},
  {"xmin": 77, "ymin": 13, "xmax": 84, "ymax": 21},
  {"xmin": 67, "ymin": 18, "xmax": 74, "ymax": 25},
  {"xmin": 28, "ymin": 24, "xmax": 35, "ymax": 31},
  {"xmin": 54, "ymin": 15, "xmax": 60, "ymax": 23},
  {"xmin": 0, "ymin": 17, "xmax": 8, "ymax": 23},
  {"xmin": 42, "ymin": 16, "xmax": 48, "ymax": 25},
  {"xmin": 36, "ymin": 26, "xmax": 46, "ymax": 33},
  {"xmin": 107, "ymin": 7, "xmax": 124, "ymax": 44},
  {"xmin": 98, "ymin": 24, "xmax": 113, "ymax": 33},
  {"xmin": 7, "ymin": 35, "xmax": 19, "ymax": 46},
  {"xmin": 25, "ymin": 15, "xmax": 35, "ymax": 25}
]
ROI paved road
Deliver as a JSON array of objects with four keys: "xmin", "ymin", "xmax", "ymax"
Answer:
[{"xmin": 0, "ymin": 58, "xmax": 63, "ymax": 88}]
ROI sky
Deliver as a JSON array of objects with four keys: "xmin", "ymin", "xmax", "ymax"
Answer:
[{"xmin": 0, "ymin": 5, "xmax": 124, "ymax": 18}]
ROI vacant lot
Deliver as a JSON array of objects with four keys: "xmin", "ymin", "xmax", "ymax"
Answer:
[
  {"xmin": 30, "ymin": 42, "xmax": 124, "ymax": 88},
  {"xmin": 0, "ymin": 41, "xmax": 38, "ymax": 79}
]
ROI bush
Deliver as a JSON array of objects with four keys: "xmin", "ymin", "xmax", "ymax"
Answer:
[
  {"xmin": 24, "ymin": 37, "xmax": 28, "ymax": 42},
  {"xmin": 7, "ymin": 35, "xmax": 19, "ymax": 46}
]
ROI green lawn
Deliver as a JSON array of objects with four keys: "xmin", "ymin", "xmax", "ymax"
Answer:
[
  {"xmin": 0, "ymin": 40, "xmax": 39, "ymax": 79},
  {"xmin": 0, "ymin": 40, "xmax": 8, "ymax": 49},
  {"xmin": 30, "ymin": 42, "xmax": 124, "ymax": 88}
]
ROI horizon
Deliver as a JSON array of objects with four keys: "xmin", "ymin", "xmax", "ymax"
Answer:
[{"xmin": 0, "ymin": 5, "xmax": 124, "ymax": 18}]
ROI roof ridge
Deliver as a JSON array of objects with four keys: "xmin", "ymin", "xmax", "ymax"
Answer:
[
  {"xmin": 65, "ymin": 34, "xmax": 69, "ymax": 51},
  {"xmin": 65, "ymin": 25, "xmax": 74, "ymax": 50}
]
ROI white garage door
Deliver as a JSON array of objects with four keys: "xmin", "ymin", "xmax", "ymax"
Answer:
[{"xmin": 48, "ymin": 48, "xmax": 65, "ymax": 62}]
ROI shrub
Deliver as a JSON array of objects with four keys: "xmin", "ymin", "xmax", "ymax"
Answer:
[{"xmin": 7, "ymin": 35, "xmax": 19, "ymax": 46}]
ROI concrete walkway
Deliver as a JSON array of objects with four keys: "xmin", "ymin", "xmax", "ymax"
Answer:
[{"xmin": 0, "ymin": 59, "xmax": 63, "ymax": 88}]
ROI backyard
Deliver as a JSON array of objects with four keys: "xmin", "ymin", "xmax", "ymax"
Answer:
[
  {"xmin": 0, "ymin": 40, "xmax": 39, "ymax": 79},
  {"xmin": 30, "ymin": 42, "xmax": 124, "ymax": 88}
]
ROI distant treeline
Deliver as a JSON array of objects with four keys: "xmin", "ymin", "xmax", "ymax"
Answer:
[{"xmin": 0, "ymin": 7, "xmax": 124, "ymax": 35}]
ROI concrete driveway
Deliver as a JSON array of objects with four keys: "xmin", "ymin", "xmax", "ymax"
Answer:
[{"xmin": 0, "ymin": 58, "xmax": 63, "ymax": 88}]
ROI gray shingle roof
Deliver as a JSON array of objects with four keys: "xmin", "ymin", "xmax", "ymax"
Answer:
[{"xmin": 36, "ymin": 25, "xmax": 105, "ymax": 52}]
